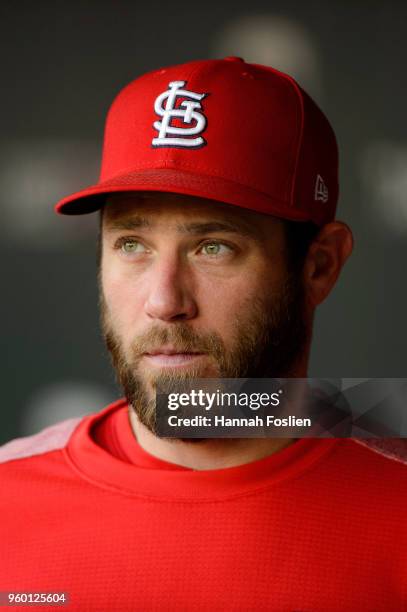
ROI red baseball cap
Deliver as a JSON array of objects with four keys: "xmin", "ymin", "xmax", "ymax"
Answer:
[{"xmin": 55, "ymin": 57, "xmax": 338, "ymax": 226}]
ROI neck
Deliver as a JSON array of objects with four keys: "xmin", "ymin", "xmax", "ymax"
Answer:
[{"xmin": 129, "ymin": 410, "xmax": 297, "ymax": 470}]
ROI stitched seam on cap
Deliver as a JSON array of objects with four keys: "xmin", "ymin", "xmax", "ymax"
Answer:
[
  {"xmin": 250, "ymin": 64, "xmax": 304, "ymax": 205},
  {"xmin": 282, "ymin": 77, "xmax": 304, "ymax": 208}
]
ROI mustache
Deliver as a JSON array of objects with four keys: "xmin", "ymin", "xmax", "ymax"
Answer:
[
  {"xmin": 129, "ymin": 324, "xmax": 225, "ymax": 358},
  {"xmin": 100, "ymin": 310, "xmax": 226, "ymax": 363}
]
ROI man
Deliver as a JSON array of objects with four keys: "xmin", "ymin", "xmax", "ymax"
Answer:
[{"xmin": 1, "ymin": 58, "xmax": 406, "ymax": 611}]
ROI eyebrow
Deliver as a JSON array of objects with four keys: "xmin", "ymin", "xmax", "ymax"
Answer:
[
  {"xmin": 106, "ymin": 217, "xmax": 151, "ymax": 231},
  {"xmin": 105, "ymin": 216, "xmax": 260, "ymax": 239}
]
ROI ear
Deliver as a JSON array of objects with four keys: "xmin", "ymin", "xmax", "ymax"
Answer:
[{"xmin": 303, "ymin": 221, "xmax": 354, "ymax": 307}]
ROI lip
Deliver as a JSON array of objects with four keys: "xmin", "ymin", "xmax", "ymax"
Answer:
[
  {"xmin": 143, "ymin": 351, "xmax": 204, "ymax": 367},
  {"xmin": 145, "ymin": 347, "xmax": 201, "ymax": 356}
]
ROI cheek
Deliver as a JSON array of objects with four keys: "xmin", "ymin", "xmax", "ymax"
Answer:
[
  {"xmin": 101, "ymin": 265, "xmax": 144, "ymax": 337},
  {"xmin": 194, "ymin": 269, "xmax": 272, "ymax": 331}
]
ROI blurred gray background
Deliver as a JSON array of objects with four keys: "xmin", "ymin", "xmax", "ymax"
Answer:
[{"xmin": 1, "ymin": 1, "xmax": 406, "ymax": 444}]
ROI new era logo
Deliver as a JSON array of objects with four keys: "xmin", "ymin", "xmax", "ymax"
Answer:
[{"xmin": 315, "ymin": 174, "xmax": 329, "ymax": 203}]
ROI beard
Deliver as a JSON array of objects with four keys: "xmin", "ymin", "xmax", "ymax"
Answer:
[{"xmin": 99, "ymin": 269, "xmax": 309, "ymax": 437}]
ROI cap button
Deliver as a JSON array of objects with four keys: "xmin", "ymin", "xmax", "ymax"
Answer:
[{"xmin": 224, "ymin": 56, "xmax": 245, "ymax": 63}]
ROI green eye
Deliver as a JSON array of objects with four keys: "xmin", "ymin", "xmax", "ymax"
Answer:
[
  {"xmin": 121, "ymin": 239, "xmax": 143, "ymax": 253},
  {"xmin": 203, "ymin": 243, "xmax": 221, "ymax": 255},
  {"xmin": 201, "ymin": 242, "xmax": 232, "ymax": 256}
]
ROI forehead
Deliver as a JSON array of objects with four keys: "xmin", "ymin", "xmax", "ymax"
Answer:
[{"xmin": 102, "ymin": 192, "xmax": 284, "ymax": 238}]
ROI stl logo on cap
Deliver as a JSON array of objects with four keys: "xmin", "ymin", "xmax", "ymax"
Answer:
[{"xmin": 152, "ymin": 80, "xmax": 208, "ymax": 149}]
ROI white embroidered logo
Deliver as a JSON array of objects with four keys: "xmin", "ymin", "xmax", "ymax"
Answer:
[
  {"xmin": 152, "ymin": 81, "xmax": 208, "ymax": 148},
  {"xmin": 315, "ymin": 174, "xmax": 329, "ymax": 203}
]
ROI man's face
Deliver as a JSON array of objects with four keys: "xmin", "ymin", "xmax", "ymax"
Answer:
[{"xmin": 99, "ymin": 193, "xmax": 309, "ymax": 434}]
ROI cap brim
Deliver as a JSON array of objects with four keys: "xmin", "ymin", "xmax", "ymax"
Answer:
[{"xmin": 55, "ymin": 167, "xmax": 314, "ymax": 222}]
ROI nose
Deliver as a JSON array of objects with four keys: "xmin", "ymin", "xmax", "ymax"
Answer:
[{"xmin": 143, "ymin": 254, "xmax": 198, "ymax": 322}]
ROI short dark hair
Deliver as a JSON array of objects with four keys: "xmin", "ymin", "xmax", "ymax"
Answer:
[
  {"xmin": 96, "ymin": 209, "xmax": 103, "ymax": 269},
  {"xmin": 283, "ymin": 219, "xmax": 320, "ymax": 274},
  {"xmin": 96, "ymin": 207, "xmax": 319, "ymax": 272}
]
